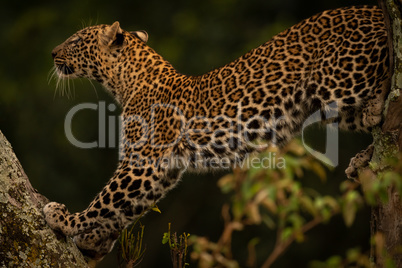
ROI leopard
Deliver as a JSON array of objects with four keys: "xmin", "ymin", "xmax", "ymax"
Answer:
[{"xmin": 44, "ymin": 5, "xmax": 389, "ymax": 261}]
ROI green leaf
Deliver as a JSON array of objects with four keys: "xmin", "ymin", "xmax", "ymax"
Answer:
[
  {"xmin": 300, "ymin": 196, "xmax": 317, "ymax": 216},
  {"xmin": 248, "ymin": 237, "xmax": 260, "ymax": 247},
  {"xmin": 281, "ymin": 227, "xmax": 293, "ymax": 241},
  {"xmin": 162, "ymin": 233, "xmax": 170, "ymax": 245},
  {"xmin": 232, "ymin": 199, "xmax": 245, "ymax": 220},
  {"xmin": 309, "ymin": 161, "xmax": 328, "ymax": 182},
  {"xmin": 152, "ymin": 205, "xmax": 162, "ymax": 214},
  {"xmin": 346, "ymin": 247, "xmax": 360, "ymax": 262},
  {"xmin": 262, "ymin": 214, "xmax": 276, "ymax": 229},
  {"xmin": 322, "ymin": 196, "xmax": 340, "ymax": 212},
  {"xmin": 343, "ymin": 200, "xmax": 357, "ymax": 227},
  {"xmin": 326, "ymin": 255, "xmax": 342, "ymax": 267},
  {"xmin": 218, "ymin": 174, "xmax": 235, "ymax": 193},
  {"xmin": 288, "ymin": 213, "xmax": 304, "ymax": 229},
  {"xmin": 320, "ymin": 207, "xmax": 332, "ymax": 222}
]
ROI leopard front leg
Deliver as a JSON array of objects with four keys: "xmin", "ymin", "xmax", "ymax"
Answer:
[
  {"xmin": 43, "ymin": 201, "xmax": 121, "ymax": 260},
  {"xmin": 43, "ymin": 162, "xmax": 181, "ymax": 260},
  {"xmin": 43, "ymin": 202, "xmax": 100, "ymax": 237}
]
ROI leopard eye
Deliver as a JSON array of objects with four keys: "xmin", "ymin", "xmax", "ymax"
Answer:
[
  {"xmin": 75, "ymin": 36, "xmax": 83, "ymax": 44},
  {"xmin": 70, "ymin": 36, "xmax": 82, "ymax": 46}
]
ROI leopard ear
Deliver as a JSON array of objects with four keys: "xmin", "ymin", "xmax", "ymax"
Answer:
[
  {"xmin": 100, "ymin": 21, "xmax": 124, "ymax": 46},
  {"xmin": 131, "ymin": 30, "xmax": 148, "ymax": 43}
]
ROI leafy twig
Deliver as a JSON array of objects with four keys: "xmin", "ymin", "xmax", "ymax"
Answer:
[{"xmin": 162, "ymin": 223, "xmax": 190, "ymax": 268}]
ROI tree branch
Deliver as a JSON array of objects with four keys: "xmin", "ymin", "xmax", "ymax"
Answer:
[
  {"xmin": 261, "ymin": 215, "xmax": 331, "ymax": 268},
  {"xmin": 370, "ymin": 1, "xmax": 402, "ymax": 266},
  {"xmin": 0, "ymin": 130, "xmax": 88, "ymax": 267}
]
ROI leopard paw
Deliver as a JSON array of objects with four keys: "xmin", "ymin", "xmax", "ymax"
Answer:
[
  {"xmin": 345, "ymin": 144, "xmax": 374, "ymax": 181},
  {"xmin": 73, "ymin": 226, "xmax": 119, "ymax": 261},
  {"xmin": 362, "ymin": 111, "xmax": 382, "ymax": 127},
  {"xmin": 362, "ymin": 99, "xmax": 383, "ymax": 128},
  {"xmin": 43, "ymin": 202, "xmax": 75, "ymax": 236}
]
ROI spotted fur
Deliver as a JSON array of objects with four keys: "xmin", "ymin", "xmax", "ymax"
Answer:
[{"xmin": 44, "ymin": 6, "xmax": 389, "ymax": 260}]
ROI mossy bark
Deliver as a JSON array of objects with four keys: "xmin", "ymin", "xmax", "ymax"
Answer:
[
  {"xmin": 368, "ymin": 0, "xmax": 402, "ymax": 266},
  {"xmin": 0, "ymin": 130, "xmax": 88, "ymax": 267}
]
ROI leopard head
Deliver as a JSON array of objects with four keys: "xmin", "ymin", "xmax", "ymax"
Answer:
[{"xmin": 51, "ymin": 21, "xmax": 148, "ymax": 82}]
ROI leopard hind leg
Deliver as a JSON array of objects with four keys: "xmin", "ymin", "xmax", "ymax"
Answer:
[
  {"xmin": 362, "ymin": 79, "xmax": 389, "ymax": 128},
  {"xmin": 345, "ymin": 144, "xmax": 374, "ymax": 181}
]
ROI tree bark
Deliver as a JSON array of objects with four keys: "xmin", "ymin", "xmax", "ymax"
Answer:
[
  {"xmin": 370, "ymin": 0, "xmax": 402, "ymax": 267},
  {"xmin": 0, "ymin": 130, "xmax": 87, "ymax": 267}
]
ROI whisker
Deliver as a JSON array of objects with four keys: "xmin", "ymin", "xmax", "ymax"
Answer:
[
  {"xmin": 72, "ymin": 79, "xmax": 76, "ymax": 99},
  {"xmin": 48, "ymin": 66, "xmax": 62, "ymax": 100},
  {"xmin": 58, "ymin": 76, "xmax": 63, "ymax": 97},
  {"xmin": 87, "ymin": 79, "xmax": 99, "ymax": 99},
  {"xmin": 64, "ymin": 66, "xmax": 75, "ymax": 99},
  {"xmin": 52, "ymin": 76, "xmax": 58, "ymax": 100},
  {"xmin": 53, "ymin": 85, "xmax": 58, "ymax": 100},
  {"xmin": 61, "ymin": 76, "xmax": 66, "ymax": 98},
  {"xmin": 64, "ymin": 77, "xmax": 68, "ymax": 99},
  {"xmin": 47, "ymin": 66, "xmax": 57, "ymax": 85},
  {"xmin": 48, "ymin": 63, "xmax": 82, "ymax": 101},
  {"xmin": 61, "ymin": 79, "xmax": 65, "ymax": 97},
  {"xmin": 54, "ymin": 74, "xmax": 61, "ymax": 99},
  {"xmin": 69, "ymin": 78, "xmax": 75, "ymax": 99},
  {"xmin": 67, "ymin": 76, "xmax": 72, "ymax": 99},
  {"xmin": 81, "ymin": 19, "xmax": 86, "ymax": 30},
  {"xmin": 64, "ymin": 78, "xmax": 68, "ymax": 98}
]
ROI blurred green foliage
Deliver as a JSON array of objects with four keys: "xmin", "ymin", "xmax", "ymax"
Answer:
[
  {"xmin": 189, "ymin": 142, "xmax": 400, "ymax": 267},
  {"xmin": 1, "ymin": 0, "xmax": 382, "ymax": 267}
]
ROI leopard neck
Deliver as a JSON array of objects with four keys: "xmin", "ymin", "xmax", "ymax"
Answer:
[
  {"xmin": 104, "ymin": 42, "xmax": 237, "ymax": 121},
  {"xmin": 104, "ymin": 45, "xmax": 201, "ymax": 117}
]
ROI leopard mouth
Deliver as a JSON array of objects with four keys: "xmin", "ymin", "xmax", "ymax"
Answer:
[
  {"xmin": 55, "ymin": 64, "xmax": 75, "ymax": 76},
  {"xmin": 54, "ymin": 57, "xmax": 75, "ymax": 76}
]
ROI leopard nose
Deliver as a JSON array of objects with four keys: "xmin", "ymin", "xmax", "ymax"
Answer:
[{"xmin": 51, "ymin": 44, "xmax": 63, "ymax": 59}]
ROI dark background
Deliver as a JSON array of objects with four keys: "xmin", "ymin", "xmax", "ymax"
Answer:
[{"xmin": 1, "ymin": 0, "xmax": 377, "ymax": 267}]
